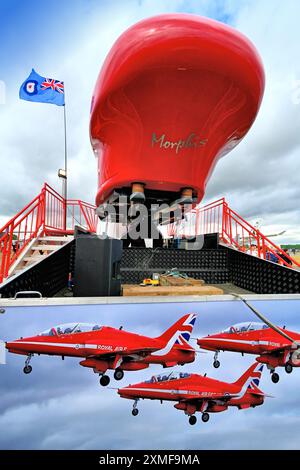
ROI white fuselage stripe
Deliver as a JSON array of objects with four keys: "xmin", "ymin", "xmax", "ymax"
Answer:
[
  {"xmin": 12, "ymin": 341, "xmax": 98, "ymax": 349},
  {"xmin": 124, "ymin": 387, "xmax": 200, "ymax": 395},
  {"xmin": 202, "ymin": 338, "xmax": 269, "ymax": 346}
]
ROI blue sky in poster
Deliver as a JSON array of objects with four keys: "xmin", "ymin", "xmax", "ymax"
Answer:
[{"xmin": 1, "ymin": 298, "xmax": 300, "ymax": 450}]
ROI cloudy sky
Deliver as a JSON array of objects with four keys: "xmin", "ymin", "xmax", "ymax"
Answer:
[
  {"xmin": 1, "ymin": 298, "xmax": 300, "ymax": 450},
  {"xmin": 0, "ymin": 0, "xmax": 300, "ymax": 243}
]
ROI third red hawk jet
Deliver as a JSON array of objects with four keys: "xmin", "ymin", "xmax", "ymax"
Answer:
[{"xmin": 118, "ymin": 362, "xmax": 268, "ymax": 425}]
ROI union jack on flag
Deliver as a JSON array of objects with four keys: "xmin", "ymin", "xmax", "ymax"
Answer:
[{"xmin": 41, "ymin": 78, "xmax": 64, "ymax": 94}]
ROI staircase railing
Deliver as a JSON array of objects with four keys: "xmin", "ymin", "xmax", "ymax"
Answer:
[
  {"xmin": 220, "ymin": 203, "xmax": 299, "ymax": 267},
  {"xmin": 168, "ymin": 198, "xmax": 300, "ymax": 268},
  {"xmin": 0, "ymin": 183, "xmax": 97, "ymax": 283},
  {"xmin": 66, "ymin": 199, "xmax": 98, "ymax": 233},
  {"xmin": 2, "ymin": 186, "xmax": 298, "ymax": 283}
]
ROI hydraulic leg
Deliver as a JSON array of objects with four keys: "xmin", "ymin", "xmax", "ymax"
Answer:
[{"xmin": 130, "ymin": 183, "xmax": 145, "ymax": 202}]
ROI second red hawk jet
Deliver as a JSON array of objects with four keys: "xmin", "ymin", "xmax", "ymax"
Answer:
[{"xmin": 5, "ymin": 313, "xmax": 196, "ymax": 386}]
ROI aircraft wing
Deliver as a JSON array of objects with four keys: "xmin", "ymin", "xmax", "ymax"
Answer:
[
  {"xmin": 260, "ymin": 343, "xmax": 294, "ymax": 355},
  {"xmin": 87, "ymin": 345, "xmax": 159, "ymax": 359},
  {"xmin": 181, "ymin": 392, "xmax": 239, "ymax": 402},
  {"xmin": 248, "ymin": 390, "xmax": 274, "ymax": 398}
]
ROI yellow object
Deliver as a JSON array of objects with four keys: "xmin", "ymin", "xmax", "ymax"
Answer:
[{"xmin": 140, "ymin": 275, "xmax": 160, "ymax": 286}]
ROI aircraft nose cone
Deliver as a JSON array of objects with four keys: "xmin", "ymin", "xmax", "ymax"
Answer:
[
  {"xmin": 118, "ymin": 383, "xmax": 137, "ymax": 398},
  {"xmin": 6, "ymin": 340, "xmax": 22, "ymax": 351},
  {"xmin": 197, "ymin": 335, "xmax": 215, "ymax": 349},
  {"xmin": 118, "ymin": 386, "xmax": 129, "ymax": 397},
  {"xmin": 197, "ymin": 336, "xmax": 208, "ymax": 345}
]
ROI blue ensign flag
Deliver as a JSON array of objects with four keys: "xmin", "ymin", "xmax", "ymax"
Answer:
[{"xmin": 19, "ymin": 69, "xmax": 65, "ymax": 106}]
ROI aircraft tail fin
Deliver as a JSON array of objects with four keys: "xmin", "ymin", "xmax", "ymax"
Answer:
[
  {"xmin": 233, "ymin": 362, "xmax": 264, "ymax": 396},
  {"xmin": 154, "ymin": 313, "xmax": 197, "ymax": 352}
]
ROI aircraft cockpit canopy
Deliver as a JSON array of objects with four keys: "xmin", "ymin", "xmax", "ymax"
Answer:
[
  {"xmin": 145, "ymin": 371, "xmax": 190, "ymax": 383},
  {"xmin": 39, "ymin": 323, "xmax": 102, "ymax": 336},
  {"xmin": 222, "ymin": 322, "xmax": 269, "ymax": 334}
]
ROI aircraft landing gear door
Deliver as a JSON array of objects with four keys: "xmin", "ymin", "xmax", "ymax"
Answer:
[{"xmin": 0, "ymin": 340, "xmax": 6, "ymax": 364}]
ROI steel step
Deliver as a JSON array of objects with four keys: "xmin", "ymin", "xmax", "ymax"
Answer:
[
  {"xmin": 23, "ymin": 255, "xmax": 47, "ymax": 262},
  {"xmin": 31, "ymin": 245, "xmax": 59, "ymax": 251},
  {"xmin": 41, "ymin": 236, "xmax": 73, "ymax": 242}
]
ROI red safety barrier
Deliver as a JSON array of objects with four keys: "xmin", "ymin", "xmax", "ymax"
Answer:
[
  {"xmin": 1, "ymin": 184, "xmax": 298, "ymax": 283},
  {"xmin": 0, "ymin": 183, "xmax": 97, "ymax": 283},
  {"xmin": 168, "ymin": 199, "xmax": 300, "ymax": 269}
]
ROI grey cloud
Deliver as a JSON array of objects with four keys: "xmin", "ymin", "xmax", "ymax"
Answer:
[
  {"xmin": 1, "ymin": 0, "xmax": 300, "ymax": 242},
  {"xmin": 201, "ymin": 0, "xmax": 300, "ymax": 241}
]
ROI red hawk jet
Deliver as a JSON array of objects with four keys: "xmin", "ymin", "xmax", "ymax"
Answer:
[
  {"xmin": 5, "ymin": 313, "xmax": 196, "ymax": 386},
  {"xmin": 118, "ymin": 362, "xmax": 268, "ymax": 425},
  {"xmin": 197, "ymin": 296, "xmax": 300, "ymax": 384}
]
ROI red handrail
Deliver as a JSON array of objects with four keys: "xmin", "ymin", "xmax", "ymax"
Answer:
[
  {"xmin": 222, "ymin": 205, "xmax": 298, "ymax": 267},
  {"xmin": 0, "ymin": 183, "xmax": 97, "ymax": 283},
  {"xmin": 1, "ymin": 187, "xmax": 298, "ymax": 283},
  {"xmin": 168, "ymin": 199, "xmax": 300, "ymax": 268}
]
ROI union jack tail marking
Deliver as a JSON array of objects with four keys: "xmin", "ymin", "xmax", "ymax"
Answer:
[
  {"xmin": 234, "ymin": 362, "xmax": 265, "ymax": 397},
  {"xmin": 152, "ymin": 313, "xmax": 197, "ymax": 356}
]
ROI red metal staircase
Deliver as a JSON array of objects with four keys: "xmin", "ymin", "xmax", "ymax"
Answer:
[
  {"xmin": 0, "ymin": 183, "xmax": 97, "ymax": 283},
  {"xmin": 1, "ymin": 186, "xmax": 298, "ymax": 285},
  {"xmin": 168, "ymin": 198, "xmax": 300, "ymax": 269}
]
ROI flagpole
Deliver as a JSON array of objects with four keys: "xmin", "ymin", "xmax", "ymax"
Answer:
[{"xmin": 63, "ymin": 102, "xmax": 68, "ymax": 231}]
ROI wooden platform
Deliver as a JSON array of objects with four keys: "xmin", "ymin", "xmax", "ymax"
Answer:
[
  {"xmin": 122, "ymin": 284, "xmax": 224, "ymax": 297},
  {"xmin": 159, "ymin": 275, "xmax": 205, "ymax": 287}
]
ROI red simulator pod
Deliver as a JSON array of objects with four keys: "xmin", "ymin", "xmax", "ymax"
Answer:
[{"xmin": 90, "ymin": 14, "xmax": 265, "ymax": 207}]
